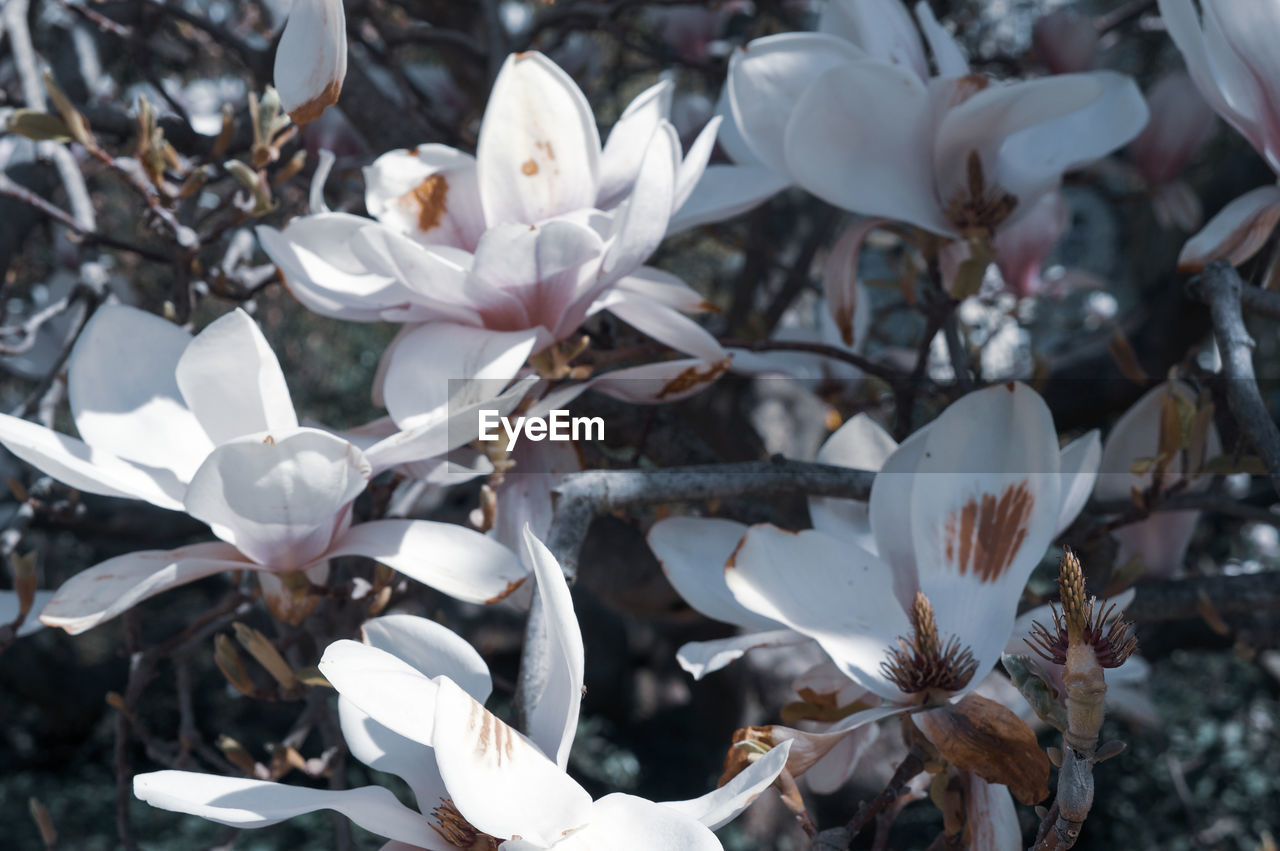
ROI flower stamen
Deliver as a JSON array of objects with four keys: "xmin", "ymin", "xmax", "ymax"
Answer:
[
  {"xmin": 881, "ymin": 591, "xmax": 979, "ymax": 698},
  {"xmin": 942, "ymin": 150, "xmax": 1019, "ymax": 238},
  {"xmin": 1025, "ymin": 548, "xmax": 1139, "ymax": 668},
  {"xmin": 431, "ymin": 798, "xmax": 500, "ymax": 850}
]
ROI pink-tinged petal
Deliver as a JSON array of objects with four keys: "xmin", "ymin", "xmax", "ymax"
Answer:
[
  {"xmin": 913, "ymin": 2, "xmax": 969, "ymax": 77},
  {"xmin": 1129, "ymin": 71, "xmax": 1217, "ymax": 187},
  {"xmin": 598, "ymin": 123, "xmax": 679, "ymax": 288},
  {"xmin": 868, "ymin": 423, "xmax": 932, "ymax": 603},
  {"xmin": 176, "ymin": 309, "xmax": 298, "ymax": 445},
  {"xmin": 471, "ymin": 220, "xmax": 605, "ymax": 334},
  {"xmin": 362, "ymin": 614, "xmax": 492, "ymax": 700},
  {"xmin": 756, "ymin": 706, "xmax": 912, "ymax": 780},
  {"xmin": 599, "ymin": 290, "xmax": 725, "ymax": 362},
  {"xmin": 662, "ymin": 738, "xmax": 792, "ymax": 830},
  {"xmin": 785, "ymin": 61, "xmax": 952, "ymax": 235},
  {"xmin": 1201, "ymin": 2, "xmax": 1280, "ymax": 167},
  {"xmin": 1097, "ymin": 382, "xmax": 1220, "ymax": 498},
  {"xmin": 350, "ymin": 226, "xmax": 524, "ymax": 328},
  {"xmin": 711, "ymin": 84, "xmax": 757, "ymax": 166},
  {"xmin": 337, "ymin": 696, "xmax": 450, "ymax": 842},
  {"xmin": 613, "ymin": 267, "xmax": 716, "ymax": 313},
  {"xmin": 598, "ymin": 79, "xmax": 674, "ymax": 208},
  {"xmin": 366, "ymin": 375, "xmax": 538, "ymax": 472},
  {"xmin": 667, "ymin": 163, "xmax": 793, "ymax": 233},
  {"xmin": 477, "ymin": 52, "xmax": 600, "ymax": 225},
  {"xmin": 728, "ymin": 33, "xmax": 862, "ymax": 175},
  {"xmin": 676, "ymin": 629, "xmax": 812, "ymax": 680},
  {"xmin": 381, "ymin": 323, "xmax": 538, "ymax": 430},
  {"xmin": 324, "ymin": 519, "xmax": 527, "ymax": 605},
  {"xmin": 134, "ymin": 772, "xmax": 435, "ymax": 846},
  {"xmin": 67, "ymin": 304, "xmax": 211, "ymax": 483},
  {"xmin": 1178, "ymin": 183, "xmax": 1280, "ymax": 271},
  {"xmin": 820, "ymin": 0, "xmax": 927, "ymax": 80},
  {"xmin": 587, "ymin": 357, "xmax": 731, "ymax": 404},
  {"xmin": 521, "ymin": 526, "xmax": 584, "ymax": 770},
  {"xmin": 1, "ymin": 589, "xmax": 54, "ymax": 638},
  {"xmin": 992, "ymin": 191, "xmax": 1069, "ymax": 298},
  {"xmin": 273, "ymin": 0, "xmax": 346, "ymax": 125},
  {"xmin": 726, "ymin": 526, "xmax": 912, "ymax": 701},
  {"xmin": 550, "ymin": 794, "xmax": 718, "ymax": 850},
  {"xmin": 320, "ymin": 639, "xmax": 443, "ymax": 746},
  {"xmin": 0, "ymin": 414, "xmax": 184, "ymax": 510},
  {"xmin": 431, "ymin": 678, "xmax": 593, "ymax": 844},
  {"xmin": 909, "ymin": 383, "xmax": 1061, "ymax": 680},
  {"xmin": 1032, "ymin": 9, "xmax": 1098, "ymax": 75},
  {"xmin": 256, "ymin": 215, "xmax": 417, "ymax": 322},
  {"xmin": 823, "ymin": 217, "xmax": 887, "ymax": 346},
  {"xmin": 363, "ymin": 146, "xmax": 485, "ymax": 249},
  {"xmin": 1112, "ymin": 512, "xmax": 1201, "ymax": 579},
  {"xmin": 673, "ymin": 115, "xmax": 721, "ymax": 214},
  {"xmin": 39, "ymin": 542, "xmax": 250, "ymax": 635},
  {"xmin": 1055, "ymin": 430, "xmax": 1101, "ymax": 536},
  {"xmin": 489, "ymin": 439, "xmax": 579, "ymax": 553},
  {"xmin": 962, "ymin": 774, "xmax": 1021, "ymax": 851},
  {"xmin": 184, "ymin": 429, "xmax": 370, "ymax": 570},
  {"xmin": 809, "ymin": 413, "xmax": 897, "ymax": 547},
  {"xmin": 803, "ymin": 722, "xmax": 880, "ymax": 794},
  {"xmin": 648, "ymin": 517, "xmax": 782, "ymax": 630},
  {"xmin": 936, "ymin": 73, "xmax": 1147, "ymax": 227}
]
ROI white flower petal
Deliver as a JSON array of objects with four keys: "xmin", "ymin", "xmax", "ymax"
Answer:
[
  {"xmin": 134, "ymin": 771, "xmax": 435, "ymax": 846},
  {"xmin": 521, "ymin": 527, "xmax": 585, "ymax": 770},
  {"xmin": 868, "ymin": 423, "xmax": 932, "ymax": 604},
  {"xmin": 676, "ymin": 629, "xmax": 812, "ymax": 680},
  {"xmin": 431, "ymin": 678, "xmax": 593, "ymax": 845},
  {"xmin": 381, "ymin": 323, "xmax": 539, "ymax": 431},
  {"xmin": 0, "ymin": 589, "xmax": 54, "ymax": 638},
  {"xmin": 184, "ymin": 429, "xmax": 370, "ymax": 570},
  {"xmin": 667, "ymin": 163, "xmax": 792, "ymax": 233},
  {"xmin": 909, "ymin": 383, "xmax": 1061, "ymax": 682},
  {"xmin": 599, "ymin": 122, "xmax": 679, "ymax": 286},
  {"xmin": 913, "ymin": 2, "xmax": 969, "ymax": 76},
  {"xmin": 324, "ymin": 519, "xmax": 528, "ymax": 604},
  {"xmin": 39, "ymin": 542, "xmax": 250, "ymax": 635},
  {"xmin": 348, "ymin": 226, "xmax": 488, "ymax": 326},
  {"xmin": 821, "ymin": 218, "xmax": 886, "ymax": 347},
  {"xmin": 586, "ymin": 358, "xmax": 730, "ymax": 404},
  {"xmin": 600, "ymin": 290, "xmax": 726, "ymax": 362},
  {"xmin": 554, "ymin": 794, "xmax": 719, "ymax": 850},
  {"xmin": 67, "ymin": 304, "xmax": 211, "ymax": 483},
  {"xmin": 803, "ymin": 722, "xmax": 880, "ymax": 794},
  {"xmin": 647, "ymin": 516, "xmax": 781, "ymax": 630},
  {"xmin": 728, "ymin": 33, "xmax": 861, "ymax": 175},
  {"xmin": 274, "ymin": 0, "xmax": 346, "ymax": 124},
  {"xmin": 176, "ymin": 309, "xmax": 298, "ymax": 445},
  {"xmin": 785, "ymin": 61, "xmax": 952, "ymax": 234},
  {"xmin": 362, "ymin": 613, "xmax": 493, "ymax": 700},
  {"xmin": 598, "ymin": 79, "xmax": 673, "ymax": 208},
  {"xmin": 1178, "ymin": 183, "xmax": 1280, "ymax": 271},
  {"xmin": 962, "ymin": 774, "xmax": 1021, "ymax": 851},
  {"xmin": 673, "ymin": 115, "xmax": 721, "ymax": 214},
  {"xmin": 809, "ymin": 413, "xmax": 897, "ymax": 547},
  {"xmin": 320, "ymin": 639, "xmax": 443, "ymax": 747},
  {"xmin": 364, "ymin": 145, "xmax": 486, "ymax": 249},
  {"xmin": 0, "ymin": 414, "xmax": 184, "ymax": 510},
  {"xmin": 726, "ymin": 526, "xmax": 911, "ymax": 701},
  {"xmin": 477, "ymin": 52, "xmax": 601, "ymax": 225},
  {"xmin": 662, "ymin": 738, "xmax": 792, "ymax": 830},
  {"xmin": 613, "ymin": 267, "xmax": 716, "ymax": 313},
  {"xmin": 820, "ymin": 0, "xmax": 927, "ymax": 79},
  {"xmin": 1055, "ymin": 430, "xmax": 1101, "ymax": 536}
]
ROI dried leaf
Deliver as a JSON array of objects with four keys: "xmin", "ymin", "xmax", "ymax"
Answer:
[
  {"xmin": 1107, "ymin": 327, "xmax": 1149, "ymax": 384},
  {"xmin": 28, "ymin": 797, "xmax": 57, "ymax": 849},
  {"xmin": 6, "ymin": 110, "xmax": 73, "ymax": 142},
  {"xmin": 293, "ymin": 665, "xmax": 332, "ymax": 688},
  {"xmin": 214, "ymin": 633, "xmax": 258, "ymax": 697},
  {"xmin": 232, "ymin": 622, "xmax": 298, "ymax": 691},
  {"xmin": 1200, "ymin": 454, "xmax": 1269, "ymax": 476},
  {"xmin": 1186, "ymin": 400, "xmax": 1216, "ymax": 477},
  {"xmin": 1104, "ymin": 554, "xmax": 1146, "ymax": 597},
  {"xmin": 43, "ymin": 70, "xmax": 94, "ymax": 148},
  {"xmin": 914, "ymin": 694, "xmax": 1051, "ymax": 805},
  {"xmin": 217, "ymin": 735, "xmax": 259, "ymax": 776}
]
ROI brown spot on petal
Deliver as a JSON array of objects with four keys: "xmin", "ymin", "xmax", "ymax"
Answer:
[
  {"xmin": 657, "ymin": 358, "xmax": 731, "ymax": 400},
  {"xmin": 483, "ymin": 576, "xmax": 527, "ymax": 605},
  {"xmin": 401, "ymin": 173, "xmax": 450, "ymax": 233},
  {"xmin": 470, "ymin": 700, "xmax": 517, "ymax": 766},
  {"xmin": 521, "ymin": 159, "xmax": 539, "ymax": 176},
  {"xmin": 943, "ymin": 481, "xmax": 1034, "ymax": 583},
  {"xmin": 288, "ymin": 79, "xmax": 342, "ymax": 126},
  {"xmin": 948, "ymin": 73, "xmax": 992, "ymax": 108},
  {"xmin": 914, "ymin": 694, "xmax": 1050, "ymax": 805}
]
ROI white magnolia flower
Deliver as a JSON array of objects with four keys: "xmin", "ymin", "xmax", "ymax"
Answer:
[
  {"xmin": 259, "ymin": 52, "xmax": 730, "ymax": 446},
  {"xmin": 135, "ymin": 527, "xmax": 790, "ymax": 849},
  {"xmin": 1095, "ymin": 381, "xmax": 1221, "ymax": 578},
  {"xmin": 0, "ymin": 306, "xmax": 527, "ymax": 633},
  {"xmin": 274, "ymin": 0, "xmax": 347, "ymax": 124},
  {"xmin": 650, "ymin": 384, "xmax": 1099, "ymax": 686},
  {"xmin": 1159, "ymin": 0, "xmax": 1280, "ymax": 269}
]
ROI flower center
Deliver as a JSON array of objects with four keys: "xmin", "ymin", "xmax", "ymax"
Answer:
[
  {"xmin": 942, "ymin": 150, "xmax": 1018, "ymax": 238},
  {"xmin": 880, "ymin": 591, "xmax": 978, "ymax": 699},
  {"xmin": 431, "ymin": 798, "xmax": 500, "ymax": 850},
  {"xmin": 1026, "ymin": 548, "xmax": 1139, "ymax": 668}
]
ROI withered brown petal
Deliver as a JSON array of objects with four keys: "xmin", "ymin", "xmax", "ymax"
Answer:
[{"xmin": 914, "ymin": 694, "xmax": 1050, "ymax": 805}]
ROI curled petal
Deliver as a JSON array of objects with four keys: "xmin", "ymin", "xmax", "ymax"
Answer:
[
  {"xmin": 1178, "ymin": 183, "xmax": 1280, "ymax": 271},
  {"xmin": 676, "ymin": 629, "xmax": 812, "ymax": 680}
]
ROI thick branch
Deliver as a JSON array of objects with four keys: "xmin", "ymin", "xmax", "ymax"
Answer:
[{"xmin": 1189, "ymin": 261, "xmax": 1280, "ymax": 497}]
